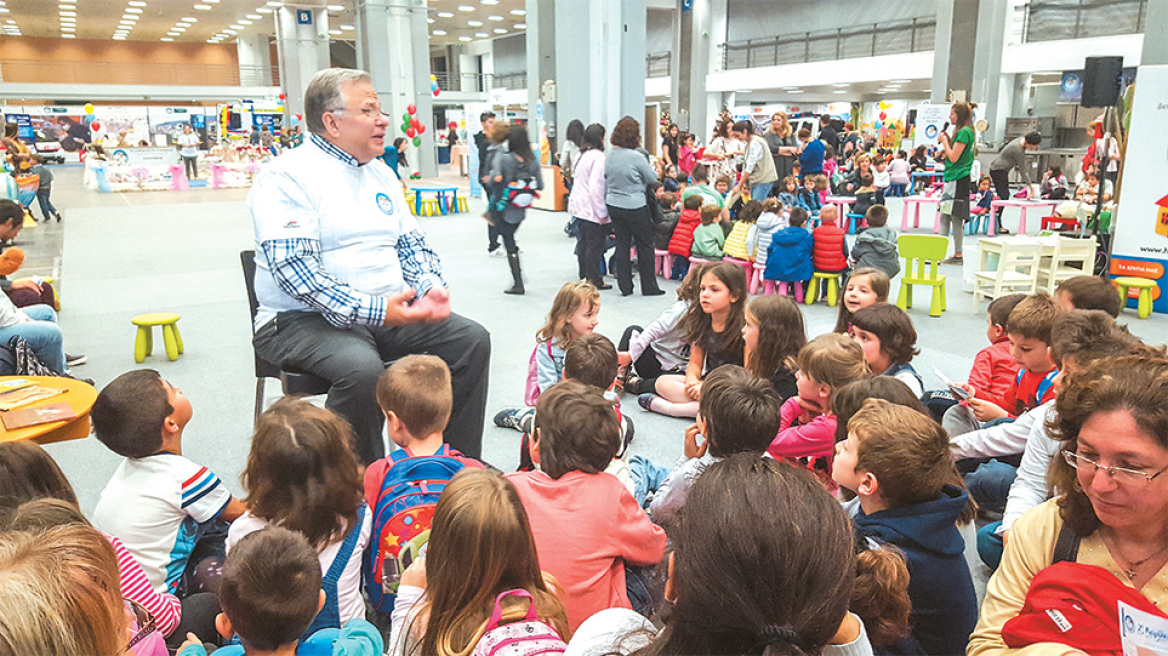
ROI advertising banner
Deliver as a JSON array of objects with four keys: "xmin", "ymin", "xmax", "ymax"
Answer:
[{"xmin": 1110, "ymin": 64, "xmax": 1168, "ymax": 315}]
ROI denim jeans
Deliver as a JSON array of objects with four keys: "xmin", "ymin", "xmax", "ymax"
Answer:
[
  {"xmin": 0, "ymin": 304, "xmax": 66, "ymax": 373},
  {"xmin": 751, "ymin": 181, "xmax": 775, "ymax": 201}
]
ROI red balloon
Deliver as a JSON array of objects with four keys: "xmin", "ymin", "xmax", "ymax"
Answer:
[
  {"xmin": 407, "ymin": 103, "xmax": 417, "ymax": 115},
  {"xmin": 279, "ymin": 92, "xmax": 286, "ymax": 100},
  {"xmin": 90, "ymin": 121, "xmax": 101, "ymax": 131},
  {"xmin": 432, "ymin": 89, "xmax": 440, "ymax": 97},
  {"xmin": 406, "ymin": 127, "xmax": 416, "ymax": 138},
  {"xmin": 879, "ymin": 111, "xmax": 887, "ymax": 120},
  {"xmin": 417, "ymin": 124, "xmax": 425, "ymax": 134},
  {"xmin": 448, "ymin": 121, "xmax": 458, "ymax": 130},
  {"xmin": 295, "ymin": 113, "xmax": 302, "ymax": 120},
  {"xmin": 411, "ymin": 118, "xmax": 421, "ymax": 130}
]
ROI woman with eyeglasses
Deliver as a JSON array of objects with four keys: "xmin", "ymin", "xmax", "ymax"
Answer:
[{"xmin": 969, "ymin": 353, "xmax": 1168, "ymax": 655}]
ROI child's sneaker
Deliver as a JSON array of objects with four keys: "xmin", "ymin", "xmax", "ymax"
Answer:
[
  {"xmin": 493, "ymin": 407, "xmax": 526, "ymax": 431},
  {"xmin": 637, "ymin": 393, "xmax": 658, "ymax": 411}
]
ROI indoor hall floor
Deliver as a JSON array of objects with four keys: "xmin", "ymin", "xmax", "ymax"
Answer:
[{"xmin": 19, "ymin": 164, "xmax": 1167, "ymax": 603}]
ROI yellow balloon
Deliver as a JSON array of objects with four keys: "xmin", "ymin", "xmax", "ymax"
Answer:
[
  {"xmin": 430, "ymin": 75, "xmax": 437, "ymax": 82},
  {"xmin": 84, "ymin": 103, "xmax": 94, "ymax": 114}
]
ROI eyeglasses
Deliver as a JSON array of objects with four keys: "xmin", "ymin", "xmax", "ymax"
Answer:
[
  {"xmin": 124, "ymin": 600, "xmax": 157, "ymax": 652},
  {"xmin": 1062, "ymin": 450, "xmax": 1168, "ymax": 486},
  {"xmin": 327, "ymin": 106, "xmax": 390, "ymax": 121}
]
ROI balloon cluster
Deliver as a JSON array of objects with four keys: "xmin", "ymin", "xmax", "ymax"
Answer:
[
  {"xmin": 874, "ymin": 100, "xmax": 891, "ymax": 130},
  {"xmin": 84, "ymin": 102, "xmax": 101, "ymax": 132},
  {"xmin": 401, "ymin": 104, "xmax": 424, "ymax": 147},
  {"xmin": 291, "ymin": 113, "xmax": 303, "ymax": 127},
  {"xmin": 430, "ymin": 74, "xmax": 440, "ymax": 98}
]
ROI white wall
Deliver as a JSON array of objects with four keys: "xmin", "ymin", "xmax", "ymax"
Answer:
[
  {"xmin": 1000, "ymin": 34, "xmax": 1143, "ymax": 74},
  {"xmin": 726, "ymin": 0, "xmax": 936, "ymax": 41}
]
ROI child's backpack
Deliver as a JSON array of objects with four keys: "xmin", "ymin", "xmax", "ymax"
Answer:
[
  {"xmin": 471, "ymin": 589, "xmax": 567, "ymax": 656},
  {"xmin": 524, "ymin": 341, "xmax": 555, "ymax": 406},
  {"xmin": 496, "ymin": 157, "xmax": 541, "ymax": 211},
  {"xmin": 364, "ymin": 445, "xmax": 468, "ymax": 615}
]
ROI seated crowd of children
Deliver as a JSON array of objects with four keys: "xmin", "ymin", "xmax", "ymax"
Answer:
[{"xmin": 0, "ymin": 267, "xmax": 1160, "ymax": 656}]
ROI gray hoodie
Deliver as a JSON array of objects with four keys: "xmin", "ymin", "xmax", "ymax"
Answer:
[{"xmin": 850, "ymin": 225, "xmax": 901, "ymax": 278}]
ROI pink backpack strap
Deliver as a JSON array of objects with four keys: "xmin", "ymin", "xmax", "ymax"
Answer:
[{"xmin": 485, "ymin": 589, "xmax": 538, "ymax": 631}]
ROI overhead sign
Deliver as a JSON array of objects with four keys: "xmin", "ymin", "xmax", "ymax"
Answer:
[{"xmin": 297, "ymin": 9, "xmax": 312, "ymax": 25}]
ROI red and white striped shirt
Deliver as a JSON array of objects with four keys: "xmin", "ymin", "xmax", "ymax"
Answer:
[{"xmin": 107, "ymin": 534, "xmax": 182, "ymax": 636}]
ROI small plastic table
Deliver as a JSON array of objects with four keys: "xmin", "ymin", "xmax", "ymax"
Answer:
[
  {"xmin": 823, "ymin": 195, "xmax": 855, "ymax": 221},
  {"xmin": 988, "ymin": 199, "xmax": 1058, "ymax": 236},
  {"xmin": 409, "ymin": 183, "xmax": 461, "ymax": 215},
  {"xmin": 0, "ymin": 376, "xmax": 98, "ymax": 445},
  {"xmin": 900, "ymin": 195, "xmax": 942, "ymax": 232}
]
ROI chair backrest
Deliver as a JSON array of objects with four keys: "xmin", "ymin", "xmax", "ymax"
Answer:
[
  {"xmin": 1052, "ymin": 236, "xmax": 1096, "ymax": 267},
  {"xmin": 897, "ymin": 234, "xmax": 948, "ymax": 282},
  {"xmin": 240, "ymin": 250, "xmax": 279, "ymax": 379},
  {"xmin": 996, "ymin": 240, "xmax": 1043, "ymax": 284}
]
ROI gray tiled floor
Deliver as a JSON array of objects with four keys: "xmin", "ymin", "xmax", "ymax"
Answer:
[{"xmin": 22, "ymin": 164, "xmax": 1168, "ymax": 600}]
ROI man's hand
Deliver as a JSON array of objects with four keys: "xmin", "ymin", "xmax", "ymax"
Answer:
[
  {"xmin": 969, "ymin": 397, "xmax": 1009, "ymax": 422},
  {"xmin": 401, "ymin": 554, "xmax": 427, "ymax": 590},
  {"xmin": 11, "ymin": 279, "xmax": 41, "ymax": 293},
  {"xmin": 383, "ymin": 289, "xmax": 427, "ymax": 326},
  {"xmin": 412, "ymin": 286, "xmax": 451, "ymax": 323},
  {"xmin": 683, "ymin": 423, "xmax": 708, "ymax": 460}
]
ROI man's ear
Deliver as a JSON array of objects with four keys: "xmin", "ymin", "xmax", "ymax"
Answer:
[{"xmin": 215, "ymin": 613, "xmax": 234, "ymax": 641}]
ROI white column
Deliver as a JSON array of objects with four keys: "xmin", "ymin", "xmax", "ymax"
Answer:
[
  {"xmin": 275, "ymin": 7, "xmax": 331, "ymax": 118},
  {"xmin": 970, "ymin": 0, "xmax": 1011, "ymax": 143},
  {"xmin": 357, "ymin": 0, "xmax": 436, "ymax": 178},
  {"xmin": 237, "ymin": 34, "xmax": 273, "ymax": 86}
]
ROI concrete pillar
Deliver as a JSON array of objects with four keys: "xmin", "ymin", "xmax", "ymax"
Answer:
[
  {"xmin": 550, "ymin": 0, "xmax": 645, "ymax": 137},
  {"xmin": 274, "ymin": 7, "xmax": 330, "ymax": 117},
  {"xmin": 1142, "ymin": 0, "xmax": 1168, "ymax": 65},
  {"xmin": 237, "ymin": 34, "xmax": 273, "ymax": 86},
  {"xmin": 970, "ymin": 0, "xmax": 1010, "ymax": 143},
  {"xmin": 356, "ymin": 0, "xmax": 436, "ymax": 177},
  {"xmin": 931, "ymin": 0, "xmax": 980, "ymax": 104},
  {"xmin": 526, "ymin": 0, "xmax": 556, "ymax": 151},
  {"xmin": 671, "ymin": 6, "xmax": 692, "ymax": 133}
]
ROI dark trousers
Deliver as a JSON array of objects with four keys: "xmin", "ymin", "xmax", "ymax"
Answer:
[
  {"xmin": 496, "ymin": 218, "xmax": 521, "ymax": 255},
  {"xmin": 989, "ymin": 168, "xmax": 1011, "ymax": 231},
  {"xmin": 183, "ymin": 155, "xmax": 198, "ymax": 180},
  {"xmin": 606, "ymin": 204, "xmax": 662, "ymax": 296},
  {"xmin": 576, "ymin": 219, "xmax": 607, "ymax": 284},
  {"xmin": 7, "ymin": 281, "xmax": 57, "ymax": 310},
  {"xmin": 254, "ymin": 311, "xmax": 491, "ymax": 463},
  {"xmin": 35, "ymin": 189, "xmax": 57, "ymax": 221},
  {"xmin": 619, "ymin": 324, "xmax": 667, "ymax": 381}
]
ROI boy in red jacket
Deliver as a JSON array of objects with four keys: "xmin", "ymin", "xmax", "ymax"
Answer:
[
  {"xmin": 666, "ymin": 194, "xmax": 703, "ymax": 279},
  {"xmin": 942, "ymin": 293, "xmax": 1024, "ymax": 436},
  {"xmin": 812, "ymin": 205, "xmax": 849, "ymax": 277}
]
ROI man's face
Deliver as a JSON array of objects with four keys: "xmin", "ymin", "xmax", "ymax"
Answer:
[
  {"xmin": 322, "ymin": 80, "xmax": 388, "ymax": 164},
  {"xmin": 482, "ymin": 117, "xmax": 496, "ymax": 133},
  {"xmin": 0, "ymin": 219, "xmax": 23, "ymax": 242}
]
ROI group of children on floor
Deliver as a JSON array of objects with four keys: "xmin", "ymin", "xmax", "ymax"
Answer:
[{"xmin": 0, "ymin": 256, "xmax": 1156, "ymax": 656}]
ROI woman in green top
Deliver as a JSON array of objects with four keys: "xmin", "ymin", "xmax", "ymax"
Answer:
[{"xmin": 937, "ymin": 102, "xmax": 976, "ymax": 264}]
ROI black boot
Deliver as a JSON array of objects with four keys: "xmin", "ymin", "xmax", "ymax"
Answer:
[{"xmin": 505, "ymin": 253, "xmax": 525, "ymax": 295}]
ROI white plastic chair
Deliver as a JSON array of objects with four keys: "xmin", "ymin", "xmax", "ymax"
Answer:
[
  {"xmin": 1037, "ymin": 236, "xmax": 1097, "ymax": 295},
  {"xmin": 972, "ymin": 239, "xmax": 1043, "ymax": 312}
]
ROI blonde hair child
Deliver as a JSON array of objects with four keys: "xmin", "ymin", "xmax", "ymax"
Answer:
[
  {"xmin": 766, "ymin": 334, "xmax": 870, "ymax": 483},
  {"xmin": 833, "ymin": 267, "xmax": 891, "ymax": 333},
  {"xmin": 390, "ymin": 469, "xmax": 569, "ymax": 656}
]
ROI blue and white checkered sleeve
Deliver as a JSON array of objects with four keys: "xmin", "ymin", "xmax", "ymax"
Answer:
[
  {"xmin": 260, "ymin": 238, "xmax": 387, "ymax": 328},
  {"xmin": 396, "ymin": 229, "xmax": 446, "ymax": 298}
]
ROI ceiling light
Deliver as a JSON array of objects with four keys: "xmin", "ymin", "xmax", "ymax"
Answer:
[
  {"xmin": 125, "ymin": 7, "xmax": 143, "ymax": 13},
  {"xmin": 161, "ymin": 37, "xmax": 174, "ymax": 41},
  {"xmin": 513, "ymin": 22, "xmax": 525, "ymax": 28},
  {"xmin": 426, "ymin": 17, "xmax": 434, "ymax": 23},
  {"xmin": 436, "ymin": 11, "xmax": 453, "ymax": 17},
  {"xmin": 128, "ymin": 0, "xmax": 147, "ymax": 5},
  {"xmin": 510, "ymin": 8, "xmax": 525, "ymax": 15},
  {"xmin": 60, "ymin": 16, "xmax": 75, "ymax": 22},
  {"xmin": 5, "ymin": 19, "xmax": 15, "ymax": 24},
  {"xmin": 475, "ymin": 32, "xmax": 487, "ymax": 36},
  {"xmin": 458, "ymin": 5, "xmax": 475, "ymax": 11},
  {"xmin": 832, "ymin": 83, "xmax": 849, "ymax": 88},
  {"xmin": 173, "ymin": 26, "xmax": 187, "ymax": 31},
  {"xmin": 61, "ymin": 24, "xmax": 75, "ymax": 29},
  {"xmin": 230, "ymin": 23, "xmax": 244, "ymax": 29},
  {"xmin": 459, "ymin": 35, "xmax": 471, "ymax": 40},
  {"xmin": 182, "ymin": 16, "xmax": 198, "ymax": 22},
  {"xmin": 889, "ymin": 79, "xmax": 911, "ymax": 84},
  {"xmin": 431, "ymin": 29, "xmax": 446, "ymax": 35},
  {"xmin": 246, "ymin": 14, "xmax": 261, "ymax": 19},
  {"xmin": 61, "ymin": 32, "xmax": 75, "ymax": 38},
  {"xmin": 195, "ymin": 4, "xmax": 212, "ymax": 9},
  {"xmin": 236, "ymin": 19, "xmax": 251, "ymax": 25},
  {"xmin": 59, "ymin": 10, "xmax": 76, "ymax": 16},
  {"xmin": 832, "ymin": 90, "xmax": 848, "ymax": 94},
  {"xmin": 493, "ymin": 27, "xmax": 506, "ymax": 33},
  {"xmin": 113, "ymin": 35, "xmax": 127, "ymax": 40},
  {"xmin": 340, "ymin": 24, "xmax": 354, "ymax": 30},
  {"xmin": 207, "ymin": 38, "xmax": 219, "ymax": 42},
  {"xmin": 467, "ymin": 19, "xmax": 482, "ymax": 26},
  {"xmin": 327, "ymin": 4, "xmax": 344, "ymax": 10},
  {"xmin": 786, "ymin": 89, "xmax": 804, "ymax": 94},
  {"xmin": 487, "ymin": 15, "xmax": 503, "ymax": 20},
  {"xmin": 224, "ymin": 28, "xmax": 238, "ymax": 33},
  {"xmin": 167, "ymin": 30, "xmax": 180, "ymax": 35},
  {"xmin": 58, "ymin": 3, "xmax": 76, "ymax": 9},
  {"xmin": 328, "ymin": 28, "xmax": 341, "ymax": 34},
  {"xmin": 122, "ymin": 15, "xmax": 138, "ymax": 21},
  {"xmin": 256, "ymin": 6, "xmax": 272, "ymax": 12},
  {"xmin": 266, "ymin": 1, "xmax": 284, "ymax": 6},
  {"xmin": 482, "ymin": 0, "xmax": 500, "ymax": 4}
]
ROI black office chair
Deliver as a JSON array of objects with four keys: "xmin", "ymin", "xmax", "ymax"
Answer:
[{"xmin": 240, "ymin": 250, "xmax": 332, "ymax": 423}]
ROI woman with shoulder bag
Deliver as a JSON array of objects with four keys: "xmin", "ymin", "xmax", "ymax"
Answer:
[{"xmin": 491, "ymin": 126, "xmax": 543, "ymax": 295}]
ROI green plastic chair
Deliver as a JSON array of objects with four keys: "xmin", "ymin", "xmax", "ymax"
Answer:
[{"xmin": 896, "ymin": 234, "xmax": 948, "ymax": 317}]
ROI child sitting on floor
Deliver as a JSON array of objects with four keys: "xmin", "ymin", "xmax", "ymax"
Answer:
[
  {"xmin": 1055, "ymin": 275, "xmax": 1121, "ymax": 317},
  {"xmin": 764, "ymin": 207, "xmax": 813, "ymax": 298},
  {"xmin": 849, "ymin": 303, "xmax": 924, "ymax": 398},
  {"xmin": 619, "ymin": 264, "xmax": 706, "ymax": 396}
]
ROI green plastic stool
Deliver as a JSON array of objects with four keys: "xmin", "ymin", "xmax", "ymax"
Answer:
[
  {"xmin": 1114, "ymin": 276, "xmax": 1156, "ymax": 319},
  {"xmin": 805, "ymin": 272, "xmax": 843, "ymax": 307},
  {"xmin": 896, "ymin": 234, "xmax": 949, "ymax": 317},
  {"xmin": 132, "ymin": 312, "xmax": 184, "ymax": 363}
]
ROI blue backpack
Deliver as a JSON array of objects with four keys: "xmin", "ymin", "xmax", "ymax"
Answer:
[{"xmin": 364, "ymin": 445, "xmax": 467, "ymax": 615}]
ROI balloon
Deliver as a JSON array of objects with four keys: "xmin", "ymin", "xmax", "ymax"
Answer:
[
  {"xmin": 407, "ymin": 103, "xmax": 417, "ymax": 115},
  {"xmin": 412, "ymin": 136, "xmax": 421, "ymax": 146},
  {"xmin": 84, "ymin": 103, "xmax": 94, "ymax": 114},
  {"xmin": 402, "ymin": 112, "xmax": 411, "ymax": 123},
  {"xmin": 406, "ymin": 127, "xmax": 416, "ymax": 138},
  {"xmin": 417, "ymin": 124, "xmax": 425, "ymax": 134},
  {"xmin": 448, "ymin": 121, "xmax": 458, "ymax": 130},
  {"xmin": 878, "ymin": 101, "xmax": 889, "ymax": 110},
  {"xmin": 295, "ymin": 113, "xmax": 302, "ymax": 120},
  {"xmin": 90, "ymin": 121, "xmax": 101, "ymax": 131},
  {"xmin": 879, "ymin": 111, "xmax": 887, "ymax": 120},
  {"xmin": 411, "ymin": 118, "xmax": 420, "ymax": 130},
  {"xmin": 432, "ymin": 89, "xmax": 440, "ymax": 97},
  {"xmin": 290, "ymin": 115, "xmax": 300, "ymax": 126},
  {"xmin": 873, "ymin": 120, "xmax": 882, "ymax": 130},
  {"xmin": 430, "ymin": 74, "xmax": 437, "ymax": 82}
]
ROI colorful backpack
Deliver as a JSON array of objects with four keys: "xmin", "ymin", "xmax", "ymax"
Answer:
[
  {"xmin": 364, "ymin": 445, "xmax": 467, "ymax": 615},
  {"xmin": 523, "ymin": 341, "xmax": 554, "ymax": 406},
  {"xmin": 471, "ymin": 589, "xmax": 567, "ymax": 656}
]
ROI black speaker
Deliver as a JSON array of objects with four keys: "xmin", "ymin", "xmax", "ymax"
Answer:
[{"xmin": 1081, "ymin": 56, "xmax": 1123, "ymax": 108}]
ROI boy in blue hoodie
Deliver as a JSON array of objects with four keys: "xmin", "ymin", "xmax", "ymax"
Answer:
[
  {"xmin": 764, "ymin": 207, "xmax": 813, "ymax": 288},
  {"xmin": 833, "ymin": 398, "xmax": 977, "ymax": 655}
]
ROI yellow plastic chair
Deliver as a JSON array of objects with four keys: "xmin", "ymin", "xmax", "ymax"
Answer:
[
  {"xmin": 896, "ymin": 234, "xmax": 948, "ymax": 317},
  {"xmin": 1114, "ymin": 276, "xmax": 1157, "ymax": 319},
  {"xmin": 131, "ymin": 312, "xmax": 184, "ymax": 363},
  {"xmin": 805, "ymin": 272, "xmax": 843, "ymax": 307},
  {"xmin": 421, "ymin": 199, "xmax": 439, "ymax": 216},
  {"xmin": 456, "ymin": 197, "xmax": 468, "ymax": 212}
]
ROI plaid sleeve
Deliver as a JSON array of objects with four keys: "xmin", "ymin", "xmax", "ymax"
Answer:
[
  {"xmin": 396, "ymin": 229, "xmax": 446, "ymax": 298},
  {"xmin": 261, "ymin": 238, "xmax": 388, "ymax": 328}
]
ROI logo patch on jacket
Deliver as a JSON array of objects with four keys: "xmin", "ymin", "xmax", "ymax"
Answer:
[{"xmin": 375, "ymin": 192, "xmax": 395, "ymax": 215}]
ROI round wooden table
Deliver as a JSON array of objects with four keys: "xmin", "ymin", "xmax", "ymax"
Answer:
[{"xmin": 0, "ymin": 376, "xmax": 98, "ymax": 445}]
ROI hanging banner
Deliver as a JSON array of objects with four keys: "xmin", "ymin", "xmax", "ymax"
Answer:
[
  {"xmin": 1110, "ymin": 64, "xmax": 1168, "ymax": 315},
  {"xmin": 914, "ymin": 103, "xmax": 949, "ymax": 149}
]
